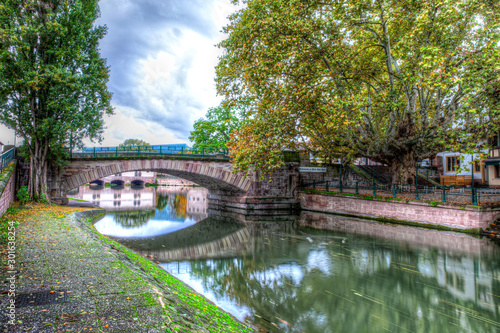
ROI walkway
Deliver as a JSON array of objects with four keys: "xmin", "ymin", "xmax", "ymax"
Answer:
[{"xmin": 0, "ymin": 204, "xmax": 252, "ymax": 332}]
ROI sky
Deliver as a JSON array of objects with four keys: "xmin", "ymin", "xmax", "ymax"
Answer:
[{"xmin": 0, "ymin": 0, "xmax": 238, "ymax": 147}]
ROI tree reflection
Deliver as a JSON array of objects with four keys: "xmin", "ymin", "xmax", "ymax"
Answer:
[
  {"xmin": 176, "ymin": 227, "xmax": 500, "ymax": 333},
  {"xmin": 156, "ymin": 194, "xmax": 169, "ymax": 211},
  {"xmin": 111, "ymin": 210, "xmax": 156, "ymax": 228}
]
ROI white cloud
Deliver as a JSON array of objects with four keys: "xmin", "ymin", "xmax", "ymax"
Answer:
[
  {"xmin": 1, "ymin": 0, "xmax": 239, "ymax": 148},
  {"xmin": 95, "ymin": 0, "xmax": 238, "ymax": 146}
]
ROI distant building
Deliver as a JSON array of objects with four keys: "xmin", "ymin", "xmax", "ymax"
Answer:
[
  {"xmin": 485, "ymin": 133, "xmax": 500, "ymax": 187},
  {"xmin": 432, "ymin": 152, "xmax": 485, "ymax": 185}
]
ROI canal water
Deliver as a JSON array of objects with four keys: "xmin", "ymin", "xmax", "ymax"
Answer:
[{"xmin": 72, "ymin": 186, "xmax": 500, "ymax": 333}]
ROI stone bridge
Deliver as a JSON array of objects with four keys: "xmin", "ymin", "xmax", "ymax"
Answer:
[{"xmin": 49, "ymin": 157, "xmax": 300, "ymax": 211}]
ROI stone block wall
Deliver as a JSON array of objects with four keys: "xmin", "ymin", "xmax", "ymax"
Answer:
[
  {"xmin": 300, "ymin": 192, "xmax": 500, "ymax": 231},
  {"xmin": 0, "ymin": 163, "xmax": 16, "ymax": 217}
]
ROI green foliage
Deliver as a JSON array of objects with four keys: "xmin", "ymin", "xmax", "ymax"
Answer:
[
  {"xmin": 119, "ymin": 139, "xmax": 151, "ymax": 149},
  {"xmin": 17, "ymin": 186, "xmax": 31, "ymax": 205},
  {"xmin": 36, "ymin": 190, "xmax": 49, "ymax": 205},
  {"xmin": 189, "ymin": 103, "xmax": 248, "ymax": 149},
  {"xmin": 0, "ymin": 0, "xmax": 113, "ymax": 198},
  {"xmin": 217, "ymin": 0, "xmax": 500, "ymax": 181}
]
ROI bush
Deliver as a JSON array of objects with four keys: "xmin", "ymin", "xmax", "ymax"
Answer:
[
  {"xmin": 17, "ymin": 186, "xmax": 31, "ymax": 205},
  {"xmin": 37, "ymin": 191, "xmax": 49, "ymax": 204}
]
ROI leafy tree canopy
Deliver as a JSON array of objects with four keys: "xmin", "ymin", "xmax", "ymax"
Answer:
[
  {"xmin": 189, "ymin": 103, "xmax": 248, "ymax": 149},
  {"xmin": 0, "ymin": 0, "xmax": 113, "ymax": 198},
  {"xmin": 119, "ymin": 139, "xmax": 151, "ymax": 147},
  {"xmin": 217, "ymin": 0, "xmax": 500, "ymax": 182}
]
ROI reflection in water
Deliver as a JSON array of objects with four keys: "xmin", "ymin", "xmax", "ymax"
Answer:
[
  {"xmin": 158, "ymin": 216, "xmax": 500, "ymax": 333},
  {"xmin": 80, "ymin": 186, "xmax": 500, "ymax": 332},
  {"xmin": 72, "ymin": 186, "xmax": 208, "ymax": 238}
]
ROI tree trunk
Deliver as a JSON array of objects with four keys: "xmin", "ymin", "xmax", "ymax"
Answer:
[
  {"xmin": 389, "ymin": 152, "xmax": 417, "ymax": 184},
  {"xmin": 28, "ymin": 140, "xmax": 50, "ymax": 202}
]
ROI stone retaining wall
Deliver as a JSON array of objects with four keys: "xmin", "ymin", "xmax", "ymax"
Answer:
[
  {"xmin": 300, "ymin": 211, "xmax": 500, "ymax": 256},
  {"xmin": 0, "ymin": 162, "xmax": 16, "ymax": 217},
  {"xmin": 299, "ymin": 192, "xmax": 500, "ymax": 231}
]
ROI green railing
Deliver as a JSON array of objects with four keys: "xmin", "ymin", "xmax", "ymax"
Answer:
[
  {"xmin": 300, "ymin": 179, "xmax": 498, "ymax": 205},
  {"xmin": 0, "ymin": 148, "xmax": 15, "ymax": 173},
  {"xmin": 70, "ymin": 146, "xmax": 230, "ymax": 159}
]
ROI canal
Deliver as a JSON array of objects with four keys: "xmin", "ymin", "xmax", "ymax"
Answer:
[{"xmin": 72, "ymin": 185, "xmax": 500, "ymax": 332}]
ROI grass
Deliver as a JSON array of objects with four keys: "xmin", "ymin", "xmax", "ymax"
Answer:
[{"xmin": 67, "ymin": 197, "xmax": 90, "ymax": 202}]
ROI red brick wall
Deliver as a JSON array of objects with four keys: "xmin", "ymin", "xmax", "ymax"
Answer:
[
  {"xmin": 299, "ymin": 192, "xmax": 500, "ymax": 230},
  {"xmin": 0, "ymin": 166, "xmax": 16, "ymax": 217}
]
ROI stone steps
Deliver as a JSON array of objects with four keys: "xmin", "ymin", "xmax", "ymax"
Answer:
[{"xmin": 482, "ymin": 222, "xmax": 500, "ymax": 241}]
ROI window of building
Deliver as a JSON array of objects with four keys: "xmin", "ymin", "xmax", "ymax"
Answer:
[
  {"xmin": 446, "ymin": 156, "xmax": 460, "ymax": 172},
  {"xmin": 475, "ymin": 161, "xmax": 481, "ymax": 173},
  {"xmin": 495, "ymin": 165, "xmax": 500, "ymax": 178}
]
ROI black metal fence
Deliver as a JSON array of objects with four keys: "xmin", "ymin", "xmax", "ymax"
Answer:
[
  {"xmin": 300, "ymin": 180, "xmax": 500, "ymax": 205},
  {"xmin": 0, "ymin": 148, "xmax": 15, "ymax": 173}
]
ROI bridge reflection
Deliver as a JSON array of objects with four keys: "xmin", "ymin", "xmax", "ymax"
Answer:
[
  {"xmin": 72, "ymin": 186, "xmax": 208, "ymax": 217},
  {"xmin": 143, "ymin": 211, "xmax": 500, "ymax": 332}
]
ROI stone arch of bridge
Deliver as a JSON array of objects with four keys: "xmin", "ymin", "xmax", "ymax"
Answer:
[{"xmin": 60, "ymin": 159, "xmax": 253, "ymax": 196}]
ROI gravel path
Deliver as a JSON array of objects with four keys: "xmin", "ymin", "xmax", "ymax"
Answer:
[{"xmin": 1, "ymin": 207, "xmax": 252, "ymax": 333}]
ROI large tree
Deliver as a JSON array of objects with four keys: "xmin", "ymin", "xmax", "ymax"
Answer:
[
  {"xmin": 119, "ymin": 139, "xmax": 151, "ymax": 148},
  {"xmin": 189, "ymin": 103, "xmax": 248, "ymax": 149},
  {"xmin": 0, "ymin": 0, "xmax": 113, "ymax": 199},
  {"xmin": 217, "ymin": 0, "xmax": 500, "ymax": 183}
]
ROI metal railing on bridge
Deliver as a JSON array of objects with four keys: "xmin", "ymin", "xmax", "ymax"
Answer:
[
  {"xmin": 300, "ymin": 179, "xmax": 500, "ymax": 205},
  {"xmin": 0, "ymin": 148, "xmax": 15, "ymax": 173},
  {"xmin": 70, "ymin": 146, "xmax": 230, "ymax": 159}
]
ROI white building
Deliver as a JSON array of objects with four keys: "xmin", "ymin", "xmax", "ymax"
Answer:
[{"xmin": 434, "ymin": 151, "xmax": 485, "ymax": 184}]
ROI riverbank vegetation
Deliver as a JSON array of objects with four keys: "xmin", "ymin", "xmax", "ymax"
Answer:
[{"xmin": 0, "ymin": 0, "xmax": 113, "ymax": 201}]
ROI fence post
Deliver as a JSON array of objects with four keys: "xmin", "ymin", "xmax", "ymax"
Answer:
[
  {"xmin": 472, "ymin": 187, "xmax": 477, "ymax": 205},
  {"xmin": 373, "ymin": 181, "xmax": 376, "ymax": 196},
  {"xmin": 202, "ymin": 147, "xmax": 205, "ymax": 158},
  {"xmin": 415, "ymin": 164, "xmax": 419, "ymax": 200},
  {"xmin": 356, "ymin": 181, "xmax": 358, "ymax": 195},
  {"xmin": 392, "ymin": 183, "xmax": 396, "ymax": 198},
  {"xmin": 326, "ymin": 181, "xmax": 329, "ymax": 192},
  {"xmin": 313, "ymin": 182, "xmax": 316, "ymax": 190},
  {"xmin": 442, "ymin": 185, "xmax": 446, "ymax": 203},
  {"xmin": 181, "ymin": 147, "xmax": 184, "ymax": 156},
  {"xmin": 339, "ymin": 163, "xmax": 343, "ymax": 193},
  {"xmin": 93, "ymin": 147, "xmax": 96, "ymax": 158},
  {"xmin": 160, "ymin": 146, "xmax": 162, "ymax": 156}
]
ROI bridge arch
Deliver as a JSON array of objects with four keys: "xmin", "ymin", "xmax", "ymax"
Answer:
[{"xmin": 60, "ymin": 159, "xmax": 254, "ymax": 195}]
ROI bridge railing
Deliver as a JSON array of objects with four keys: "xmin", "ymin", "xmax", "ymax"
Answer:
[
  {"xmin": 70, "ymin": 146, "xmax": 230, "ymax": 159},
  {"xmin": 0, "ymin": 148, "xmax": 15, "ymax": 173}
]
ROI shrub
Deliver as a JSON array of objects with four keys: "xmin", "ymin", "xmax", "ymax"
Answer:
[{"xmin": 16, "ymin": 186, "xmax": 31, "ymax": 205}]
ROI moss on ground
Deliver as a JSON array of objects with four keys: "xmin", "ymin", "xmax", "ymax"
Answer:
[{"xmin": 0, "ymin": 204, "xmax": 253, "ymax": 332}]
